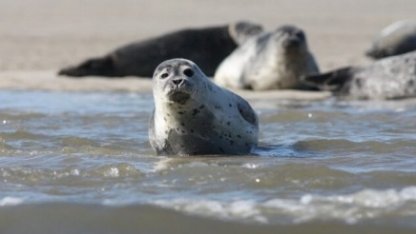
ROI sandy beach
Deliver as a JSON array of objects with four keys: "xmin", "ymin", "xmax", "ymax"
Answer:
[{"xmin": 0, "ymin": 0, "xmax": 415, "ymax": 98}]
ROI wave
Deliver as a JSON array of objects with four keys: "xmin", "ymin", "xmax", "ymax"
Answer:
[
  {"xmin": 154, "ymin": 186, "xmax": 416, "ymax": 225},
  {"xmin": 0, "ymin": 202, "xmax": 415, "ymax": 234}
]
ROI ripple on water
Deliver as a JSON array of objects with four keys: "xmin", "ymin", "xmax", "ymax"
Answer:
[
  {"xmin": 0, "ymin": 141, "xmax": 12, "ymax": 153},
  {"xmin": 292, "ymin": 138, "xmax": 416, "ymax": 155},
  {"xmin": 0, "ymin": 130, "xmax": 46, "ymax": 141},
  {"xmin": 0, "ymin": 162, "xmax": 145, "ymax": 201}
]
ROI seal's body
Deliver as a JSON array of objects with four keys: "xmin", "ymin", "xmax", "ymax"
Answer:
[
  {"xmin": 149, "ymin": 59, "xmax": 258, "ymax": 156},
  {"xmin": 303, "ymin": 51, "xmax": 416, "ymax": 100},
  {"xmin": 214, "ymin": 25, "xmax": 319, "ymax": 90},
  {"xmin": 59, "ymin": 22, "xmax": 263, "ymax": 78}
]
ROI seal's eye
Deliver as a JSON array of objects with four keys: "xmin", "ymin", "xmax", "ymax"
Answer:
[
  {"xmin": 160, "ymin": 73, "xmax": 169, "ymax": 79},
  {"xmin": 183, "ymin": 68, "xmax": 194, "ymax": 77}
]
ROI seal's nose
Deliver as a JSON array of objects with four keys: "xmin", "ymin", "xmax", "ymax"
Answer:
[{"xmin": 172, "ymin": 79, "xmax": 185, "ymax": 86}]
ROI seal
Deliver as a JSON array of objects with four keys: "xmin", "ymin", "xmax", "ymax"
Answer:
[
  {"xmin": 58, "ymin": 21, "xmax": 263, "ymax": 78},
  {"xmin": 149, "ymin": 58, "xmax": 259, "ymax": 156},
  {"xmin": 214, "ymin": 25, "xmax": 319, "ymax": 90},
  {"xmin": 303, "ymin": 51, "xmax": 416, "ymax": 100},
  {"xmin": 366, "ymin": 20, "xmax": 416, "ymax": 59}
]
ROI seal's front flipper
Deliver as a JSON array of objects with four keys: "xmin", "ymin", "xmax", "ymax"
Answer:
[
  {"xmin": 301, "ymin": 67, "xmax": 354, "ymax": 92},
  {"xmin": 58, "ymin": 56, "xmax": 116, "ymax": 78}
]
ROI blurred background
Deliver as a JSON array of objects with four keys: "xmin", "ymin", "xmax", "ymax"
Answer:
[{"xmin": 0, "ymin": 0, "xmax": 414, "ymax": 73}]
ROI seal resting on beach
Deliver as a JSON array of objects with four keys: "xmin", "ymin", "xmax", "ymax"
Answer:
[
  {"xmin": 58, "ymin": 21, "xmax": 263, "ymax": 78},
  {"xmin": 303, "ymin": 51, "xmax": 416, "ymax": 100},
  {"xmin": 214, "ymin": 25, "xmax": 319, "ymax": 90},
  {"xmin": 149, "ymin": 58, "xmax": 258, "ymax": 156},
  {"xmin": 366, "ymin": 20, "xmax": 416, "ymax": 59}
]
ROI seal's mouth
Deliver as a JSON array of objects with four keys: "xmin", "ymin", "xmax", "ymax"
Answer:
[{"xmin": 168, "ymin": 91, "xmax": 191, "ymax": 104}]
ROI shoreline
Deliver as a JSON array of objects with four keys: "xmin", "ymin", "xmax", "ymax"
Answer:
[{"xmin": 0, "ymin": 70, "xmax": 331, "ymax": 101}]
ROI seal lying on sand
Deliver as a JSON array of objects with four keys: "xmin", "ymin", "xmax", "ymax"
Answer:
[
  {"xmin": 303, "ymin": 51, "xmax": 416, "ymax": 100},
  {"xmin": 149, "ymin": 59, "xmax": 258, "ymax": 156},
  {"xmin": 214, "ymin": 25, "xmax": 319, "ymax": 90},
  {"xmin": 58, "ymin": 21, "xmax": 263, "ymax": 78},
  {"xmin": 366, "ymin": 20, "xmax": 416, "ymax": 59}
]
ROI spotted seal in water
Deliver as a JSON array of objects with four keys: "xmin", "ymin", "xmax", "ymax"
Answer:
[
  {"xmin": 58, "ymin": 21, "xmax": 263, "ymax": 78},
  {"xmin": 149, "ymin": 58, "xmax": 258, "ymax": 156},
  {"xmin": 214, "ymin": 25, "xmax": 319, "ymax": 90},
  {"xmin": 366, "ymin": 20, "xmax": 416, "ymax": 59},
  {"xmin": 303, "ymin": 51, "xmax": 416, "ymax": 100}
]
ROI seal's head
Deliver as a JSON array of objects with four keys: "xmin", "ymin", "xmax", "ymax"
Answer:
[
  {"xmin": 366, "ymin": 20, "xmax": 416, "ymax": 59},
  {"xmin": 271, "ymin": 25, "xmax": 308, "ymax": 55},
  {"xmin": 229, "ymin": 21, "xmax": 264, "ymax": 45},
  {"xmin": 152, "ymin": 59, "xmax": 208, "ymax": 105}
]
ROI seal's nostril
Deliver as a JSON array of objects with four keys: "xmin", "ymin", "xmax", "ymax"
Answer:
[
  {"xmin": 183, "ymin": 68, "xmax": 194, "ymax": 77},
  {"xmin": 172, "ymin": 79, "xmax": 184, "ymax": 85},
  {"xmin": 160, "ymin": 73, "xmax": 169, "ymax": 79}
]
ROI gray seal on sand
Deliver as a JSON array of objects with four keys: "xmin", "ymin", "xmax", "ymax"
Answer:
[
  {"xmin": 366, "ymin": 20, "xmax": 416, "ymax": 59},
  {"xmin": 58, "ymin": 21, "xmax": 263, "ymax": 78},
  {"xmin": 303, "ymin": 51, "xmax": 416, "ymax": 100},
  {"xmin": 214, "ymin": 25, "xmax": 319, "ymax": 90},
  {"xmin": 149, "ymin": 58, "xmax": 259, "ymax": 156}
]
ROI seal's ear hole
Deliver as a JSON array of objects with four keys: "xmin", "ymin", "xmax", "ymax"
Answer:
[
  {"xmin": 160, "ymin": 73, "xmax": 169, "ymax": 79},
  {"xmin": 183, "ymin": 68, "xmax": 194, "ymax": 77}
]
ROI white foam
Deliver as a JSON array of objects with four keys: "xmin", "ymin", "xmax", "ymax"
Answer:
[
  {"xmin": 104, "ymin": 167, "xmax": 119, "ymax": 177},
  {"xmin": 305, "ymin": 187, "xmax": 416, "ymax": 208},
  {"xmin": 155, "ymin": 199, "xmax": 267, "ymax": 223},
  {"xmin": 0, "ymin": 197, "xmax": 23, "ymax": 206},
  {"xmin": 153, "ymin": 186, "xmax": 416, "ymax": 224},
  {"xmin": 70, "ymin": 168, "xmax": 80, "ymax": 176},
  {"xmin": 151, "ymin": 158, "xmax": 174, "ymax": 172},
  {"xmin": 242, "ymin": 163, "xmax": 258, "ymax": 169},
  {"xmin": 264, "ymin": 186, "xmax": 416, "ymax": 223}
]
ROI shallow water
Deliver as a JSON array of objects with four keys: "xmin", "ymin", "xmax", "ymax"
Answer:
[{"xmin": 0, "ymin": 90, "xmax": 416, "ymax": 234}]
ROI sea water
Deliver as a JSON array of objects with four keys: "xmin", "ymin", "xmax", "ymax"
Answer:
[{"xmin": 0, "ymin": 90, "xmax": 415, "ymax": 234}]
